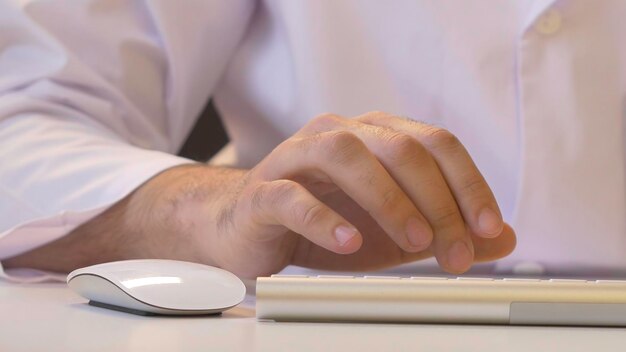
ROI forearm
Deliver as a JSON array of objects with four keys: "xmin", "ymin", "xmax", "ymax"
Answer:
[{"xmin": 2, "ymin": 164, "xmax": 248, "ymax": 273}]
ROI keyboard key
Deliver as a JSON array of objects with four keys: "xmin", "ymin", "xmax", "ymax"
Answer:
[
  {"xmin": 548, "ymin": 279, "xmax": 588, "ymax": 283},
  {"xmin": 363, "ymin": 276, "xmax": 400, "ymax": 279},
  {"xmin": 316, "ymin": 275, "xmax": 353, "ymax": 279},
  {"xmin": 595, "ymin": 280, "xmax": 626, "ymax": 284}
]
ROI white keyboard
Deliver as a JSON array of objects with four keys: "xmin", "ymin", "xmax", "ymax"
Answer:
[{"xmin": 256, "ymin": 275, "xmax": 626, "ymax": 326}]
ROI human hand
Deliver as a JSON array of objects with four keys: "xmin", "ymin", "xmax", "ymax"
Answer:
[
  {"xmin": 207, "ymin": 112, "xmax": 516, "ymax": 278},
  {"xmin": 2, "ymin": 112, "xmax": 515, "ymax": 277}
]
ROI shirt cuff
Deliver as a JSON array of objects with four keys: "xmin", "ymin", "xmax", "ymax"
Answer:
[{"xmin": 0, "ymin": 153, "xmax": 194, "ymax": 281}]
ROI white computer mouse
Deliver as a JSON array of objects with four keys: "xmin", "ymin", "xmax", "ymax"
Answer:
[{"xmin": 67, "ymin": 259, "xmax": 246, "ymax": 316}]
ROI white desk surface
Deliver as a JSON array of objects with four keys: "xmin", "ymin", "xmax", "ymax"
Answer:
[{"xmin": 1, "ymin": 282, "xmax": 626, "ymax": 352}]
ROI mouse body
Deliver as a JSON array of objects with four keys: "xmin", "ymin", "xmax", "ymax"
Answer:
[{"xmin": 67, "ymin": 259, "xmax": 246, "ymax": 315}]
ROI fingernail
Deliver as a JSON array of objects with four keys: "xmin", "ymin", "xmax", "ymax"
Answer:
[
  {"xmin": 406, "ymin": 217, "xmax": 432, "ymax": 248},
  {"xmin": 478, "ymin": 208, "xmax": 503, "ymax": 237},
  {"xmin": 334, "ymin": 225, "xmax": 358, "ymax": 246},
  {"xmin": 446, "ymin": 241, "xmax": 473, "ymax": 272}
]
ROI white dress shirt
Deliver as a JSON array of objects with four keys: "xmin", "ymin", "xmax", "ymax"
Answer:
[{"xmin": 1, "ymin": 0, "xmax": 626, "ymax": 279}]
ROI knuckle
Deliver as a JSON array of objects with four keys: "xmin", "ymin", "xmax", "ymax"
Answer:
[
  {"xmin": 460, "ymin": 175, "xmax": 489, "ymax": 197},
  {"xmin": 377, "ymin": 187, "xmax": 406, "ymax": 215},
  {"xmin": 310, "ymin": 113, "xmax": 342, "ymax": 128},
  {"xmin": 296, "ymin": 202, "xmax": 328, "ymax": 228},
  {"xmin": 386, "ymin": 132, "xmax": 417, "ymax": 152},
  {"xmin": 284, "ymin": 135, "xmax": 314, "ymax": 154},
  {"xmin": 383, "ymin": 132, "xmax": 427, "ymax": 167},
  {"xmin": 322, "ymin": 131, "xmax": 365, "ymax": 165},
  {"xmin": 359, "ymin": 110, "xmax": 392, "ymax": 123},
  {"xmin": 431, "ymin": 205, "xmax": 464, "ymax": 229},
  {"xmin": 269, "ymin": 139, "xmax": 296, "ymax": 160},
  {"xmin": 401, "ymin": 116, "xmax": 428, "ymax": 127},
  {"xmin": 250, "ymin": 180, "xmax": 299, "ymax": 213},
  {"xmin": 268, "ymin": 180, "xmax": 301, "ymax": 203},
  {"xmin": 422, "ymin": 126, "xmax": 462, "ymax": 152},
  {"xmin": 365, "ymin": 110, "xmax": 390, "ymax": 118}
]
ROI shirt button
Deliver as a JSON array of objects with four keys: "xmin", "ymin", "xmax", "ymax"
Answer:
[
  {"xmin": 534, "ymin": 9, "xmax": 562, "ymax": 35},
  {"xmin": 512, "ymin": 262, "xmax": 545, "ymax": 276}
]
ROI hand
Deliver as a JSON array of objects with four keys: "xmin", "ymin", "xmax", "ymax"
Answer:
[
  {"xmin": 3, "ymin": 112, "xmax": 515, "ymax": 277},
  {"xmin": 206, "ymin": 112, "xmax": 516, "ymax": 278}
]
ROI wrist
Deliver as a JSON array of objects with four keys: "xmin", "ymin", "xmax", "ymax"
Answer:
[{"xmin": 127, "ymin": 164, "xmax": 248, "ymax": 266}]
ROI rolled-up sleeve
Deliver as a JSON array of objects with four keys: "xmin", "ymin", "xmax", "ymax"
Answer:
[{"xmin": 0, "ymin": 0, "xmax": 254, "ymax": 277}]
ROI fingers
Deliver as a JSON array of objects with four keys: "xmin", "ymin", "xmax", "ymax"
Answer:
[
  {"xmin": 472, "ymin": 223, "xmax": 517, "ymax": 262},
  {"xmin": 250, "ymin": 111, "xmax": 508, "ymax": 274},
  {"xmin": 390, "ymin": 223, "xmax": 516, "ymax": 267},
  {"xmin": 255, "ymin": 130, "xmax": 434, "ymax": 253},
  {"xmin": 245, "ymin": 179, "xmax": 363, "ymax": 254},
  {"xmin": 357, "ymin": 112, "xmax": 504, "ymax": 239},
  {"xmin": 297, "ymin": 114, "xmax": 474, "ymax": 273}
]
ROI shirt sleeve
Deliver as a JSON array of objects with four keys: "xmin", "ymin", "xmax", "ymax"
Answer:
[{"xmin": 0, "ymin": 0, "xmax": 255, "ymax": 280}]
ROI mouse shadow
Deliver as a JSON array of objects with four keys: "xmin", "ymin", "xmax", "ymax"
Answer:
[{"xmin": 68, "ymin": 302, "xmax": 254, "ymax": 320}]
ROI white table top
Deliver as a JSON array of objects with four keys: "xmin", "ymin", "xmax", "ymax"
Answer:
[{"xmin": 1, "ymin": 281, "xmax": 625, "ymax": 352}]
